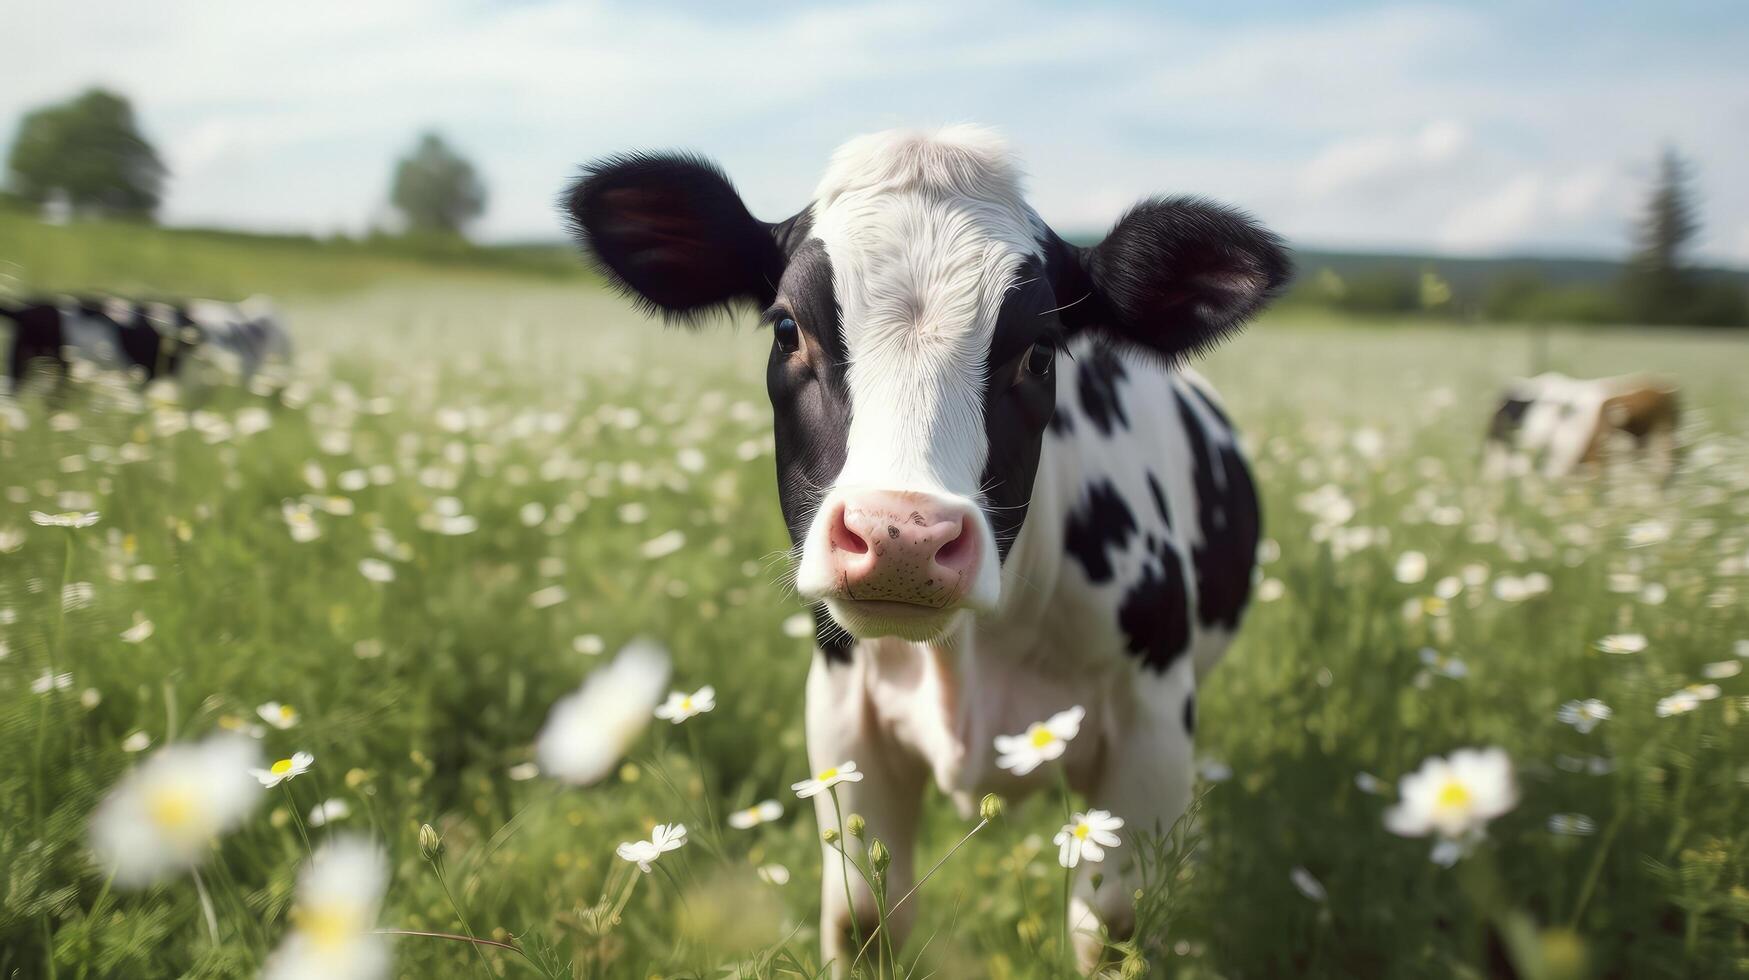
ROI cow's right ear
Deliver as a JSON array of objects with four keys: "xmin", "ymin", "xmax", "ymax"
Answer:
[{"xmin": 562, "ymin": 153, "xmax": 791, "ymax": 322}]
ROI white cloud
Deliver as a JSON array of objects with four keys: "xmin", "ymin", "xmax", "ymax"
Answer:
[{"xmin": 1300, "ymin": 120, "xmax": 1472, "ymax": 196}]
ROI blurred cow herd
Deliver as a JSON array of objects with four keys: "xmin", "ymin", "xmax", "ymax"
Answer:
[{"xmin": 2, "ymin": 294, "xmax": 290, "ymax": 392}]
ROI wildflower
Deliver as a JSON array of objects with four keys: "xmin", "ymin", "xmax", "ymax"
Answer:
[
  {"xmin": 30, "ymin": 510, "xmax": 100, "ymax": 528},
  {"xmin": 0, "ymin": 527, "xmax": 24, "ymax": 553},
  {"xmin": 728, "ymin": 800, "xmax": 784, "ymax": 830},
  {"xmin": 1256, "ymin": 577, "xmax": 1285, "ymax": 602},
  {"xmin": 792, "ymin": 761, "xmax": 865, "ymax": 799},
  {"xmin": 640, "ymin": 529, "xmax": 686, "ymax": 559},
  {"xmin": 1417, "ymin": 648, "xmax": 1468, "ymax": 680},
  {"xmin": 616, "ymin": 822, "xmax": 687, "ymax": 873},
  {"xmin": 507, "ymin": 762, "xmax": 540, "ymax": 781},
  {"xmin": 258, "ymin": 701, "xmax": 301, "ymax": 730},
  {"xmin": 1656, "ymin": 684, "xmax": 1720, "ymax": 718},
  {"xmin": 1547, "ymin": 813, "xmax": 1596, "ymax": 837},
  {"xmin": 1556, "ymin": 699, "xmax": 1612, "ymax": 733},
  {"xmin": 283, "ymin": 502, "xmax": 321, "ymax": 543},
  {"xmin": 31, "ymin": 671, "xmax": 74, "ymax": 694},
  {"xmin": 62, "ymin": 582, "xmax": 96, "ymax": 611},
  {"xmin": 980, "ymin": 793, "xmax": 1006, "ymax": 821},
  {"xmin": 418, "ymin": 823, "xmax": 444, "ymax": 861},
  {"xmin": 535, "ymin": 640, "xmax": 670, "ymax": 786},
  {"xmin": 1054, "ymin": 809, "xmax": 1124, "ymax": 868},
  {"xmin": 1384, "ymin": 748, "xmax": 1517, "ymax": 861},
  {"xmin": 757, "ymin": 863, "xmax": 791, "ymax": 885},
  {"xmin": 654, "ymin": 685, "xmax": 715, "ymax": 724},
  {"xmin": 782, "ymin": 613, "xmax": 814, "ymax": 638},
  {"xmin": 1394, "ymin": 551, "xmax": 1428, "ymax": 584},
  {"xmin": 121, "ymin": 731, "xmax": 152, "ymax": 752},
  {"xmin": 252, "ymin": 751, "xmax": 315, "ymax": 788},
  {"xmin": 1198, "ymin": 759, "xmax": 1234, "ymax": 783},
  {"xmin": 1354, "ymin": 771, "xmax": 1388, "ymax": 795},
  {"xmin": 89, "ymin": 735, "xmax": 261, "ymax": 886},
  {"xmin": 617, "ymin": 502, "xmax": 649, "ymax": 524},
  {"xmin": 307, "ymin": 799, "xmax": 352, "ymax": 828},
  {"xmin": 572, "ymin": 634, "xmax": 605, "ymax": 656},
  {"xmin": 993, "ymin": 705, "xmax": 1085, "ymax": 776},
  {"xmin": 1289, "ymin": 866, "xmax": 1327, "ymax": 901},
  {"xmin": 1596, "ymin": 634, "xmax": 1647, "ymax": 655},
  {"xmin": 528, "ymin": 585, "xmax": 568, "ymax": 609},
  {"xmin": 1624, "ymin": 520, "xmax": 1671, "ymax": 547},
  {"xmin": 1702, "ymin": 660, "xmax": 1741, "ymax": 680},
  {"xmin": 120, "ymin": 614, "xmax": 154, "ymax": 643},
  {"xmin": 262, "ymin": 837, "xmax": 390, "ymax": 980},
  {"xmin": 357, "ymin": 559, "xmax": 395, "ymax": 584}
]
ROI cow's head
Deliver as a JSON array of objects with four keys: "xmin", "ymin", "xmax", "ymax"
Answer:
[{"xmin": 564, "ymin": 127, "xmax": 1287, "ymax": 645}]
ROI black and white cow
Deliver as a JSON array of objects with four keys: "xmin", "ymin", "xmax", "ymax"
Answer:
[
  {"xmin": 2, "ymin": 295, "xmax": 290, "ymax": 390},
  {"xmin": 563, "ymin": 127, "xmax": 1287, "ymax": 972}
]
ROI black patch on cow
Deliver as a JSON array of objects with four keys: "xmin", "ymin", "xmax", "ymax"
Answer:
[
  {"xmin": 1173, "ymin": 389, "xmax": 1260, "ymax": 631},
  {"xmin": 1486, "ymin": 395, "xmax": 1533, "ymax": 444},
  {"xmin": 1076, "ymin": 343, "xmax": 1129, "ymax": 436},
  {"xmin": 1145, "ymin": 472, "xmax": 1172, "ymax": 529},
  {"xmin": 1047, "ymin": 405, "xmax": 1074, "ymax": 436},
  {"xmin": 1064, "ymin": 480, "xmax": 1136, "ymax": 583},
  {"xmin": 810, "ymin": 602, "xmax": 853, "ymax": 664},
  {"xmin": 1117, "ymin": 536, "xmax": 1192, "ymax": 671},
  {"xmin": 979, "ymin": 260, "xmax": 1062, "ymax": 561},
  {"xmin": 3, "ymin": 303, "xmax": 68, "ymax": 382},
  {"xmin": 1183, "ymin": 693, "xmax": 1196, "ymax": 735}
]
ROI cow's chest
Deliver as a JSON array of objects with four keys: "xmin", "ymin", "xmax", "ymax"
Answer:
[{"xmin": 855, "ymin": 625, "xmax": 1138, "ymax": 814}]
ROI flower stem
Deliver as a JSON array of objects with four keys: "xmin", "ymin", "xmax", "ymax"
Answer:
[
  {"xmin": 191, "ymin": 867, "xmax": 220, "ymax": 945},
  {"xmin": 374, "ymin": 927, "xmax": 523, "ymax": 952},
  {"xmin": 434, "ymin": 862, "xmax": 495, "ymax": 978},
  {"xmin": 684, "ymin": 724, "xmax": 724, "ymax": 853},
  {"xmin": 828, "ymin": 787, "xmax": 866, "ymax": 967},
  {"xmin": 282, "ymin": 783, "xmax": 314, "ymax": 859},
  {"xmin": 851, "ymin": 817, "xmax": 991, "ymax": 971}
]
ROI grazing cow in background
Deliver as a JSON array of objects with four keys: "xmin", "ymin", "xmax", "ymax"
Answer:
[
  {"xmin": 1, "ymin": 295, "xmax": 290, "ymax": 391},
  {"xmin": 564, "ymin": 126, "xmax": 1288, "ymax": 973},
  {"xmin": 1485, "ymin": 372, "xmax": 1680, "ymax": 480}
]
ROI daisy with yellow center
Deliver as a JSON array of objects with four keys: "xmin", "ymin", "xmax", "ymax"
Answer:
[
  {"xmin": 1384, "ymin": 747, "xmax": 1517, "ymax": 863},
  {"xmin": 89, "ymin": 735, "xmax": 262, "ymax": 886},
  {"xmin": 257, "ymin": 701, "xmax": 300, "ymax": 730},
  {"xmin": 791, "ymin": 761, "xmax": 864, "ymax": 799},
  {"xmin": 252, "ymin": 751, "xmax": 314, "ymax": 788},
  {"xmin": 536, "ymin": 640, "xmax": 670, "ymax": 786},
  {"xmin": 1054, "ymin": 809, "xmax": 1124, "ymax": 868},
  {"xmin": 993, "ymin": 705, "xmax": 1086, "ymax": 776},
  {"xmin": 262, "ymin": 837, "xmax": 389, "ymax": 980},
  {"xmin": 654, "ymin": 685, "xmax": 716, "ymax": 724},
  {"xmin": 616, "ymin": 822, "xmax": 688, "ymax": 873},
  {"xmin": 30, "ymin": 510, "xmax": 100, "ymax": 528}
]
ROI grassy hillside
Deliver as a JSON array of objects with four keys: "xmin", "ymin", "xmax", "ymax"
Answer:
[{"xmin": 0, "ymin": 210, "xmax": 591, "ymax": 300}]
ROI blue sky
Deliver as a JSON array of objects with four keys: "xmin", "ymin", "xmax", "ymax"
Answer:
[{"xmin": 5, "ymin": 0, "xmax": 1747, "ymax": 262}]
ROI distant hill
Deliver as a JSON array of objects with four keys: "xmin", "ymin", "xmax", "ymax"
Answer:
[{"xmin": 1287, "ymin": 247, "xmax": 1748, "ymax": 294}]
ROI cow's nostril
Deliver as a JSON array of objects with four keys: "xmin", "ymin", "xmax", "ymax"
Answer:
[
  {"xmin": 932, "ymin": 519, "xmax": 975, "ymax": 570},
  {"xmin": 828, "ymin": 503, "xmax": 870, "ymax": 555}
]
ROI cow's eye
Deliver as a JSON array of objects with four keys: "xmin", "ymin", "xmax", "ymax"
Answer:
[
  {"xmin": 1023, "ymin": 341, "xmax": 1055, "ymax": 377},
  {"xmin": 774, "ymin": 316, "xmax": 800, "ymax": 355}
]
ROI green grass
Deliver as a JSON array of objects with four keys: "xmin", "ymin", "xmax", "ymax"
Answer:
[
  {"xmin": 1, "ymin": 275, "xmax": 1746, "ymax": 978},
  {"xmin": 0, "ymin": 210, "xmax": 589, "ymax": 300}
]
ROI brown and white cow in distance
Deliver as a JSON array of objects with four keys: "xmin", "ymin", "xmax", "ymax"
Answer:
[{"xmin": 1485, "ymin": 372, "xmax": 1681, "ymax": 481}]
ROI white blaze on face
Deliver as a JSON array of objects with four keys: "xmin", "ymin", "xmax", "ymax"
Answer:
[{"xmin": 790, "ymin": 127, "xmax": 1048, "ymax": 614}]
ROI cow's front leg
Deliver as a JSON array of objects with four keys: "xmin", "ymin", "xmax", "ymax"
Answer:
[
  {"xmin": 805, "ymin": 650, "xmax": 926, "ymax": 977},
  {"xmin": 1070, "ymin": 659, "xmax": 1197, "ymax": 974}
]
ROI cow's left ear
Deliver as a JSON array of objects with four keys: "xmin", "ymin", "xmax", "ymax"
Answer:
[
  {"xmin": 562, "ymin": 152, "xmax": 796, "ymax": 323},
  {"xmin": 1049, "ymin": 197, "xmax": 1291, "ymax": 360}
]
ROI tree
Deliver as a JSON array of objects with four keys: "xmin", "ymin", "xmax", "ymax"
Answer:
[
  {"xmin": 6, "ymin": 88, "xmax": 166, "ymax": 220},
  {"xmin": 389, "ymin": 131, "xmax": 487, "ymax": 236}
]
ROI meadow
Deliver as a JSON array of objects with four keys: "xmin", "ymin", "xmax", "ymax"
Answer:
[{"xmin": 1, "ymin": 235, "xmax": 1746, "ymax": 978}]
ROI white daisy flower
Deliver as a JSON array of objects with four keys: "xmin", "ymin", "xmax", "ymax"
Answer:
[
  {"xmin": 535, "ymin": 640, "xmax": 670, "ymax": 786},
  {"xmin": 1256, "ymin": 577, "xmax": 1285, "ymax": 602},
  {"xmin": 89, "ymin": 735, "xmax": 262, "ymax": 886},
  {"xmin": 639, "ymin": 530, "xmax": 686, "ymax": 559},
  {"xmin": 1702, "ymin": 660, "xmax": 1741, "ymax": 680},
  {"xmin": 31, "ymin": 671, "xmax": 74, "ymax": 694},
  {"xmin": 1547, "ymin": 813, "xmax": 1596, "ymax": 837},
  {"xmin": 1054, "ymin": 809, "xmax": 1124, "ymax": 868},
  {"xmin": 1354, "ymin": 771, "xmax": 1387, "ymax": 795},
  {"xmin": 506, "ymin": 762, "xmax": 540, "ymax": 781},
  {"xmin": 1556, "ymin": 699, "xmax": 1612, "ymax": 733},
  {"xmin": 30, "ymin": 510, "xmax": 100, "ymax": 528},
  {"xmin": 121, "ymin": 730, "xmax": 152, "ymax": 753},
  {"xmin": 258, "ymin": 701, "xmax": 301, "ymax": 730},
  {"xmin": 1596, "ymin": 633, "xmax": 1648, "ymax": 655},
  {"xmin": 728, "ymin": 800, "xmax": 784, "ymax": 830},
  {"xmin": 782, "ymin": 613, "xmax": 814, "ymax": 639},
  {"xmin": 756, "ymin": 863, "xmax": 790, "ymax": 885},
  {"xmin": 654, "ymin": 686, "xmax": 715, "ymax": 724},
  {"xmin": 306, "ymin": 798, "xmax": 352, "ymax": 828},
  {"xmin": 262, "ymin": 836, "xmax": 390, "ymax": 980},
  {"xmin": 1394, "ymin": 551, "xmax": 1428, "ymax": 584},
  {"xmin": 792, "ymin": 761, "xmax": 865, "ymax": 799},
  {"xmin": 1383, "ymin": 748, "xmax": 1517, "ymax": 854},
  {"xmin": 1289, "ymin": 866, "xmax": 1327, "ymax": 901},
  {"xmin": 357, "ymin": 559, "xmax": 395, "ymax": 584},
  {"xmin": 572, "ymin": 634, "xmax": 605, "ymax": 656},
  {"xmin": 1656, "ymin": 684, "xmax": 1720, "ymax": 718},
  {"xmin": 1417, "ymin": 648, "xmax": 1468, "ymax": 680},
  {"xmin": 528, "ymin": 585, "xmax": 567, "ymax": 609},
  {"xmin": 616, "ymin": 822, "xmax": 688, "ymax": 873},
  {"xmin": 252, "ymin": 751, "xmax": 315, "ymax": 788},
  {"xmin": 993, "ymin": 705, "xmax": 1085, "ymax": 776},
  {"xmin": 119, "ymin": 614, "xmax": 154, "ymax": 644},
  {"xmin": 282, "ymin": 502, "xmax": 321, "ymax": 543}
]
